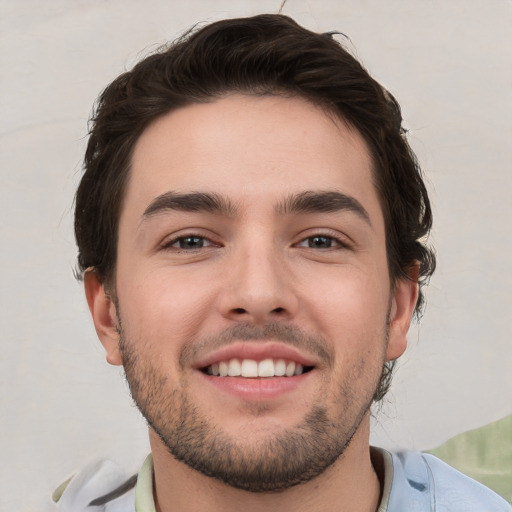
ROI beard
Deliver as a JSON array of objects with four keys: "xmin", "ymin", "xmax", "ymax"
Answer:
[{"xmin": 119, "ymin": 321, "xmax": 386, "ymax": 493}]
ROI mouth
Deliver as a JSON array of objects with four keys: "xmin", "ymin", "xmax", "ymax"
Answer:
[
  {"xmin": 201, "ymin": 358, "xmax": 315, "ymax": 378},
  {"xmin": 193, "ymin": 342, "xmax": 318, "ymax": 400}
]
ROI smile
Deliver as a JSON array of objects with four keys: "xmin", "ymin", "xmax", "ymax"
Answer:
[
  {"xmin": 203, "ymin": 358, "xmax": 313, "ymax": 378},
  {"xmin": 195, "ymin": 343, "xmax": 318, "ymax": 400}
]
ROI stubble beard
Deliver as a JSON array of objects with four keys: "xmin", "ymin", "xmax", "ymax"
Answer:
[{"xmin": 119, "ymin": 322, "xmax": 386, "ymax": 493}]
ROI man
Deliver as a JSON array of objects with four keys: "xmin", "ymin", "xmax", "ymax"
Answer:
[{"xmin": 54, "ymin": 14, "xmax": 510, "ymax": 512}]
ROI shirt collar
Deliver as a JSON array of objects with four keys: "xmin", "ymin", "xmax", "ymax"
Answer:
[
  {"xmin": 371, "ymin": 446, "xmax": 394, "ymax": 512},
  {"xmin": 135, "ymin": 448, "xmax": 394, "ymax": 512},
  {"xmin": 135, "ymin": 454, "xmax": 156, "ymax": 512}
]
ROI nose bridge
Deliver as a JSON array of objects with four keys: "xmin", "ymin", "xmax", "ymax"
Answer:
[{"xmin": 219, "ymin": 230, "xmax": 297, "ymax": 322}]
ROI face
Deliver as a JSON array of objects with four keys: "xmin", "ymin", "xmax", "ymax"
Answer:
[{"xmin": 87, "ymin": 94, "xmax": 417, "ymax": 492}]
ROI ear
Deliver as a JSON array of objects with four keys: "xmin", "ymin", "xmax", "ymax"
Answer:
[
  {"xmin": 84, "ymin": 270, "xmax": 123, "ymax": 366},
  {"xmin": 386, "ymin": 264, "xmax": 420, "ymax": 361}
]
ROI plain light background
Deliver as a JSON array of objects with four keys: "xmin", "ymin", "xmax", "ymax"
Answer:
[{"xmin": 1, "ymin": 1, "xmax": 511, "ymax": 510}]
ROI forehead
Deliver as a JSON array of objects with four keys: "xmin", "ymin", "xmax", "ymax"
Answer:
[{"xmin": 125, "ymin": 94, "xmax": 381, "ymax": 223}]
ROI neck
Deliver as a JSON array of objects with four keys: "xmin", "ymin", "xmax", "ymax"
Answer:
[{"xmin": 149, "ymin": 417, "xmax": 381, "ymax": 512}]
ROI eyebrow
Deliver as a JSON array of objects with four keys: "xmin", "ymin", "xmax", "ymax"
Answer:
[
  {"xmin": 276, "ymin": 191, "xmax": 371, "ymax": 225},
  {"xmin": 142, "ymin": 191, "xmax": 238, "ymax": 219},
  {"xmin": 141, "ymin": 189, "xmax": 371, "ymax": 226}
]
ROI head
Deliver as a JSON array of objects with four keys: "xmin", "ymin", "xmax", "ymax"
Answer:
[{"xmin": 76, "ymin": 14, "xmax": 435, "ymax": 491}]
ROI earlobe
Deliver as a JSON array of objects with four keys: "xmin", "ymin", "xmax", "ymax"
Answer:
[
  {"xmin": 84, "ymin": 270, "xmax": 123, "ymax": 366},
  {"xmin": 386, "ymin": 264, "xmax": 420, "ymax": 362}
]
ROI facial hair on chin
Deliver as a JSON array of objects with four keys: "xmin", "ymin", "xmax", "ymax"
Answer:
[{"xmin": 118, "ymin": 321, "xmax": 387, "ymax": 493}]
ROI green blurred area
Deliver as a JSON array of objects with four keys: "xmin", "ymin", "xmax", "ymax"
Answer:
[{"xmin": 428, "ymin": 414, "xmax": 512, "ymax": 504}]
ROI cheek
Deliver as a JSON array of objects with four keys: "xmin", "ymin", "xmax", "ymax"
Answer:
[
  {"xmin": 299, "ymin": 267, "xmax": 390, "ymax": 351},
  {"xmin": 117, "ymin": 266, "xmax": 218, "ymax": 357}
]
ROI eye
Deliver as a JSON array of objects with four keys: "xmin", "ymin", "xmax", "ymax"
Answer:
[
  {"xmin": 177, "ymin": 236, "xmax": 206, "ymax": 249},
  {"xmin": 163, "ymin": 235, "xmax": 215, "ymax": 251},
  {"xmin": 297, "ymin": 234, "xmax": 346, "ymax": 249},
  {"xmin": 305, "ymin": 235, "xmax": 336, "ymax": 249}
]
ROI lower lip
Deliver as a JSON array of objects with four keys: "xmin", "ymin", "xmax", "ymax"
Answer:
[{"xmin": 199, "ymin": 371, "xmax": 312, "ymax": 401}]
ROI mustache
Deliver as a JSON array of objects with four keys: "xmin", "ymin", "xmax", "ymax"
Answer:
[{"xmin": 179, "ymin": 323, "xmax": 334, "ymax": 369}]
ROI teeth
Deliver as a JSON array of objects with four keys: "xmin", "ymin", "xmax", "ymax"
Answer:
[
  {"xmin": 219, "ymin": 361, "xmax": 229, "ymax": 377},
  {"xmin": 227, "ymin": 359, "xmax": 241, "ymax": 377},
  {"xmin": 206, "ymin": 358, "xmax": 307, "ymax": 378},
  {"xmin": 274, "ymin": 359, "xmax": 286, "ymax": 376},
  {"xmin": 285, "ymin": 361, "xmax": 296, "ymax": 377},
  {"xmin": 258, "ymin": 359, "xmax": 275, "ymax": 377},
  {"xmin": 241, "ymin": 359, "xmax": 258, "ymax": 377}
]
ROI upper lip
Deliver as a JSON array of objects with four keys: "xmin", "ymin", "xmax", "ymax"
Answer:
[{"xmin": 193, "ymin": 341, "xmax": 319, "ymax": 370}]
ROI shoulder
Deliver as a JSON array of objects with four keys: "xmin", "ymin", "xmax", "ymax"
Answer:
[
  {"xmin": 52, "ymin": 459, "xmax": 137, "ymax": 512},
  {"xmin": 387, "ymin": 450, "xmax": 511, "ymax": 512}
]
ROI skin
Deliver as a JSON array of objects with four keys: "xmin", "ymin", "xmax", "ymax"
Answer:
[{"xmin": 86, "ymin": 94, "xmax": 418, "ymax": 512}]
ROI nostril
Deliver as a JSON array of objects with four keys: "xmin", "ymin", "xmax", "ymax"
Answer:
[
  {"xmin": 233, "ymin": 308, "xmax": 246, "ymax": 314},
  {"xmin": 272, "ymin": 307, "xmax": 285, "ymax": 314}
]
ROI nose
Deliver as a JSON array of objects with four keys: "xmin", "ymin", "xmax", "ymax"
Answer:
[{"xmin": 217, "ymin": 242, "xmax": 299, "ymax": 324}]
